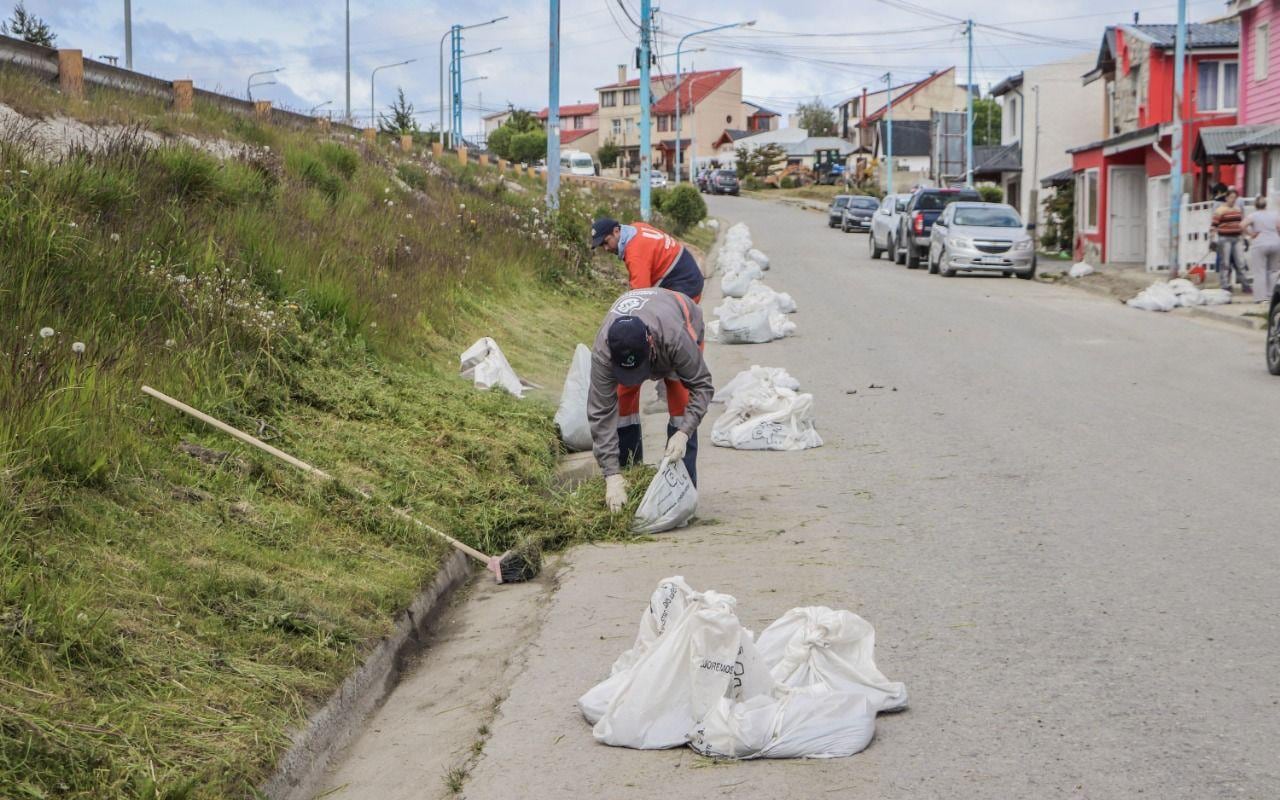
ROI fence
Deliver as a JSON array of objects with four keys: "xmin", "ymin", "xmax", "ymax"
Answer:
[
  {"xmin": 1149, "ymin": 180, "xmax": 1278, "ymax": 272},
  {"xmin": 0, "ymin": 33, "xmax": 361, "ymax": 135}
]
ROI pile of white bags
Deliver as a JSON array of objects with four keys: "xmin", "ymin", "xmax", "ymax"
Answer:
[
  {"xmin": 711, "ymin": 281, "xmax": 797, "ymax": 344},
  {"xmin": 747, "ymin": 248, "xmax": 770, "ymax": 270},
  {"xmin": 579, "ymin": 577, "xmax": 907, "ymax": 759},
  {"xmin": 459, "ymin": 337, "xmax": 526, "ymax": 398},
  {"xmin": 1200, "ymin": 287, "xmax": 1232, "ymax": 305},
  {"xmin": 1068, "ymin": 261, "xmax": 1095, "ymax": 278},
  {"xmin": 554, "ymin": 344, "xmax": 592, "ymax": 451},
  {"xmin": 718, "ymin": 223, "xmax": 765, "ymax": 298},
  {"xmin": 711, "ymin": 379, "xmax": 822, "ymax": 451},
  {"xmin": 1126, "ymin": 278, "xmax": 1207, "ymax": 311},
  {"xmin": 712, "ymin": 366, "xmax": 800, "ymax": 404},
  {"xmin": 631, "ymin": 457, "xmax": 698, "ymax": 535}
]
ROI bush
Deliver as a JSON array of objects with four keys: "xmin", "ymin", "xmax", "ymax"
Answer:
[
  {"xmin": 317, "ymin": 142, "xmax": 359, "ymax": 180},
  {"xmin": 660, "ymin": 184, "xmax": 706, "ymax": 234},
  {"xmin": 780, "ymin": 176, "xmax": 798, "ymax": 189},
  {"xmin": 978, "ymin": 185, "xmax": 1004, "ymax": 203}
]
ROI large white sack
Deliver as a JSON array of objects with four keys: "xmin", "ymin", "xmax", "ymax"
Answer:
[
  {"xmin": 553, "ymin": 344, "xmax": 592, "ymax": 451},
  {"xmin": 747, "ymin": 248, "xmax": 770, "ymax": 270},
  {"xmin": 1200, "ymin": 288, "xmax": 1232, "ymax": 305},
  {"xmin": 610, "ymin": 577, "xmax": 697, "ymax": 677},
  {"xmin": 717, "ymin": 249, "xmax": 745, "ymax": 275},
  {"xmin": 713, "ymin": 366, "xmax": 800, "ymax": 404},
  {"xmin": 724, "ymin": 222, "xmax": 752, "ymax": 253},
  {"xmin": 459, "ymin": 337, "xmax": 525, "ymax": 397},
  {"xmin": 711, "ymin": 386, "xmax": 822, "ymax": 451},
  {"xmin": 716, "ymin": 305, "xmax": 776, "ymax": 344},
  {"xmin": 1126, "ymin": 281, "xmax": 1179, "ymax": 312},
  {"xmin": 756, "ymin": 607, "xmax": 907, "ymax": 713},
  {"xmin": 769, "ymin": 311, "xmax": 796, "ymax": 339},
  {"xmin": 591, "ymin": 590, "xmax": 745, "ymax": 749},
  {"xmin": 741, "ymin": 280, "xmax": 796, "ymax": 314},
  {"xmin": 720, "ymin": 263, "xmax": 763, "ymax": 298},
  {"xmin": 1068, "ymin": 261, "xmax": 1094, "ymax": 278},
  {"xmin": 689, "ymin": 685, "xmax": 876, "ymax": 760},
  {"xmin": 1168, "ymin": 277, "xmax": 1205, "ymax": 306},
  {"xmin": 631, "ymin": 457, "xmax": 698, "ymax": 534}
]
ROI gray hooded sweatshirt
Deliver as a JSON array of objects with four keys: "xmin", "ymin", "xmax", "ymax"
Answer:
[{"xmin": 588, "ymin": 288, "xmax": 714, "ymax": 476}]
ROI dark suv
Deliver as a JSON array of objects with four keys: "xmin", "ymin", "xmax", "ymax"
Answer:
[
  {"xmin": 708, "ymin": 170, "xmax": 740, "ymax": 196},
  {"xmin": 895, "ymin": 187, "xmax": 981, "ymax": 268},
  {"xmin": 1268, "ymin": 283, "xmax": 1280, "ymax": 375}
]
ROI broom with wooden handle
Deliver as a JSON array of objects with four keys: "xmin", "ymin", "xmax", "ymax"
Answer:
[{"xmin": 141, "ymin": 385, "xmax": 538, "ymax": 584}]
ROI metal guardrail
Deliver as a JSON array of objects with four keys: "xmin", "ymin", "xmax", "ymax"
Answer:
[{"xmin": 0, "ymin": 34, "xmax": 360, "ymax": 134}]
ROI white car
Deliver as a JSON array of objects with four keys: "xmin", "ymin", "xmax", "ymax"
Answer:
[
  {"xmin": 650, "ymin": 172, "xmax": 669, "ymax": 188},
  {"xmin": 869, "ymin": 193, "xmax": 908, "ymax": 260}
]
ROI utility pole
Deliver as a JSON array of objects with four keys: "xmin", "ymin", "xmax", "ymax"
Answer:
[
  {"xmin": 439, "ymin": 27, "xmax": 454, "ymax": 146},
  {"xmin": 1030, "ymin": 84, "xmax": 1041, "ymax": 231},
  {"xmin": 372, "ymin": 59, "xmax": 414, "ymax": 130},
  {"xmin": 1169, "ymin": 0, "xmax": 1187, "ymax": 276},
  {"xmin": 884, "ymin": 72, "xmax": 894, "ymax": 194},
  {"xmin": 345, "ymin": 0, "xmax": 351, "ymax": 124},
  {"xmin": 124, "ymin": 0, "xmax": 133, "ymax": 70},
  {"xmin": 965, "ymin": 19, "xmax": 974, "ymax": 187},
  {"xmin": 451, "ymin": 27, "xmax": 463, "ymax": 145},
  {"xmin": 674, "ymin": 19, "xmax": 754, "ymax": 184},
  {"xmin": 439, "ymin": 18, "xmax": 507, "ymax": 148},
  {"xmin": 547, "ymin": 0, "xmax": 561, "ymax": 210},
  {"xmin": 639, "ymin": 0, "xmax": 653, "ymax": 221}
]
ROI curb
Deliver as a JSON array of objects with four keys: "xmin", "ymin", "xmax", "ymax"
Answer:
[
  {"xmin": 1187, "ymin": 305, "xmax": 1269, "ymax": 330},
  {"xmin": 259, "ymin": 549, "xmax": 474, "ymax": 800}
]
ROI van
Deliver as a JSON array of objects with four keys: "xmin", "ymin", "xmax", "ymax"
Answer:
[{"xmin": 560, "ymin": 150, "xmax": 597, "ymax": 177}]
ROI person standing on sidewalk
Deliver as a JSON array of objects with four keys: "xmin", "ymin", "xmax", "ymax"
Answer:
[
  {"xmin": 587, "ymin": 288, "xmax": 713, "ymax": 511},
  {"xmin": 1245, "ymin": 196, "xmax": 1280, "ymax": 303},
  {"xmin": 1212, "ymin": 189, "xmax": 1249, "ymax": 292},
  {"xmin": 590, "ymin": 217, "xmax": 706, "ymax": 477}
]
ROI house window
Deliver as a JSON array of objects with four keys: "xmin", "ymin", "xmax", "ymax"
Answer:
[
  {"xmin": 601, "ymin": 91, "xmax": 617, "ymax": 108},
  {"xmin": 1076, "ymin": 169, "xmax": 1099, "ymax": 233},
  {"xmin": 573, "ymin": 116, "xmax": 583, "ymax": 130},
  {"xmin": 1008, "ymin": 97, "xmax": 1017, "ymax": 139},
  {"xmin": 1197, "ymin": 60, "xmax": 1239, "ymax": 112},
  {"xmin": 623, "ymin": 89, "xmax": 639, "ymax": 105},
  {"xmin": 657, "ymin": 115, "xmax": 668, "ymax": 132},
  {"xmin": 612, "ymin": 118, "xmax": 621, "ymax": 135},
  {"xmin": 1256, "ymin": 23, "xmax": 1270, "ymax": 82},
  {"xmin": 1247, "ymin": 151, "xmax": 1265, "ymax": 195}
]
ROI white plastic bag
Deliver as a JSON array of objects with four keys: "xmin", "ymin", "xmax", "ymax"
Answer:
[
  {"xmin": 1200, "ymin": 288, "xmax": 1232, "ymax": 305},
  {"xmin": 1168, "ymin": 277, "xmax": 1205, "ymax": 306},
  {"xmin": 1126, "ymin": 281, "xmax": 1179, "ymax": 312},
  {"xmin": 747, "ymin": 248, "xmax": 770, "ymax": 270},
  {"xmin": 719, "ymin": 262, "xmax": 763, "ymax": 298},
  {"xmin": 689, "ymin": 685, "xmax": 876, "ymax": 760},
  {"xmin": 590, "ymin": 590, "xmax": 744, "ymax": 749},
  {"xmin": 713, "ymin": 366, "xmax": 800, "ymax": 404},
  {"xmin": 741, "ymin": 280, "xmax": 796, "ymax": 314},
  {"xmin": 610, "ymin": 576, "xmax": 698, "ymax": 677},
  {"xmin": 631, "ymin": 458, "xmax": 698, "ymax": 534},
  {"xmin": 711, "ymin": 386, "xmax": 823, "ymax": 451},
  {"xmin": 1068, "ymin": 261, "xmax": 1094, "ymax": 278},
  {"xmin": 553, "ymin": 344, "xmax": 592, "ymax": 451},
  {"xmin": 716, "ymin": 306, "xmax": 776, "ymax": 344},
  {"xmin": 459, "ymin": 337, "xmax": 525, "ymax": 397},
  {"xmin": 756, "ymin": 607, "xmax": 907, "ymax": 713}
]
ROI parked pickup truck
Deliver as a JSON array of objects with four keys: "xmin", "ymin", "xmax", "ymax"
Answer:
[{"xmin": 894, "ymin": 186, "xmax": 981, "ymax": 268}]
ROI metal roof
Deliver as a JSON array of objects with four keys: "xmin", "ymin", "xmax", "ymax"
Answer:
[
  {"xmin": 1040, "ymin": 167, "xmax": 1073, "ymax": 188},
  {"xmin": 991, "ymin": 73, "xmax": 1023, "ymax": 97},
  {"xmin": 1227, "ymin": 124, "xmax": 1280, "ymax": 151},
  {"xmin": 1194, "ymin": 124, "xmax": 1261, "ymax": 161},
  {"xmin": 972, "ymin": 143, "xmax": 1022, "ymax": 175},
  {"xmin": 1122, "ymin": 21, "xmax": 1240, "ymax": 48}
]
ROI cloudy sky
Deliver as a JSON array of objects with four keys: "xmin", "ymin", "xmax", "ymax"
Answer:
[{"xmin": 24, "ymin": 0, "xmax": 1230, "ymax": 133}]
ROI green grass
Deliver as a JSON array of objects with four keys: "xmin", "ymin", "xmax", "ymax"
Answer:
[{"xmin": 0, "ymin": 70, "xmax": 649, "ymax": 799}]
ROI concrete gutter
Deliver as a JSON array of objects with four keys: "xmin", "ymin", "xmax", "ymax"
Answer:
[{"xmin": 259, "ymin": 549, "xmax": 474, "ymax": 800}]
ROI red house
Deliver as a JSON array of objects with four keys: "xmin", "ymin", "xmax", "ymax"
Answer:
[{"xmin": 1069, "ymin": 22, "xmax": 1240, "ymax": 264}]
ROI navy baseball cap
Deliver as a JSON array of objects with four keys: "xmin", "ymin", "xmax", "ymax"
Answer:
[
  {"xmin": 607, "ymin": 316, "xmax": 650, "ymax": 386},
  {"xmin": 591, "ymin": 217, "xmax": 620, "ymax": 248}
]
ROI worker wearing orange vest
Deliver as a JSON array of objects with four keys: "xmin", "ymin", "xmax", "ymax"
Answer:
[{"xmin": 591, "ymin": 217, "xmax": 706, "ymax": 483}]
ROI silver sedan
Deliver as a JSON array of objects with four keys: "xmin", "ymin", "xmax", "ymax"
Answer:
[{"xmin": 927, "ymin": 202, "xmax": 1036, "ymax": 279}]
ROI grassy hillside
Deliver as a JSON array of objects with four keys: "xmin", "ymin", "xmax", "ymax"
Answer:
[{"xmin": 0, "ymin": 71, "xmax": 648, "ymax": 798}]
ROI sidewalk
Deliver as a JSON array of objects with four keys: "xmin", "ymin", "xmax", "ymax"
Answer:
[{"xmin": 1037, "ymin": 261, "xmax": 1269, "ymax": 331}]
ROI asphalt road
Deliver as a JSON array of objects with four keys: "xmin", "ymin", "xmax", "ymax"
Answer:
[{"xmin": 348, "ymin": 194, "xmax": 1280, "ymax": 800}]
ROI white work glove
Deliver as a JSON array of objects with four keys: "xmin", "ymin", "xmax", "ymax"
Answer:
[
  {"xmin": 605, "ymin": 474, "xmax": 628, "ymax": 513},
  {"xmin": 664, "ymin": 430, "xmax": 689, "ymax": 462}
]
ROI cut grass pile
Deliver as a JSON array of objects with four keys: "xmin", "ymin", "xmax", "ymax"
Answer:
[{"xmin": 0, "ymin": 69, "xmax": 646, "ymax": 798}]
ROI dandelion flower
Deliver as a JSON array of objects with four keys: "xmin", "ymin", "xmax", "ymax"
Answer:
[
  {"xmin": 369, "ymin": 321, "xmax": 378, "ymax": 328},
  {"xmin": 165, "ymin": 338, "xmax": 176, "ymax": 347},
  {"xmin": 459, "ymin": 203, "xmax": 466, "ymax": 209},
  {"xmin": 384, "ymin": 187, "xmax": 390, "ymax": 194},
  {"xmin": 71, "ymin": 341, "xmax": 85, "ymax": 354},
  {"xmin": 67, "ymin": 221, "xmax": 78, "ymax": 228},
  {"xmin": 39, "ymin": 327, "xmax": 55, "ymax": 338},
  {"xmin": 110, "ymin": 232, "xmax": 121, "ymax": 242},
  {"xmin": 390, "ymin": 293, "xmax": 398, "ymax": 299}
]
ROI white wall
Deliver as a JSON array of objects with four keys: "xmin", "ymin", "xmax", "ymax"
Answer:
[{"xmin": 1020, "ymin": 54, "xmax": 1105, "ymax": 225}]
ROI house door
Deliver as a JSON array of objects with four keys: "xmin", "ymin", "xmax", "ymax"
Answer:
[{"xmin": 1108, "ymin": 166, "xmax": 1146, "ymax": 263}]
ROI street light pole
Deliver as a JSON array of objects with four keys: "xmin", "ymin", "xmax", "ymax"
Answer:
[
  {"xmin": 639, "ymin": 0, "xmax": 653, "ymax": 220},
  {"xmin": 451, "ymin": 47, "xmax": 502, "ymax": 146},
  {"xmin": 883, "ymin": 72, "xmax": 894, "ymax": 194},
  {"xmin": 247, "ymin": 67, "xmax": 284, "ymax": 101},
  {"xmin": 310, "ymin": 100, "xmax": 333, "ymax": 116},
  {"xmin": 548, "ymin": 0, "xmax": 561, "ymax": 209},
  {"xmin": 123, "ymin": 0, "xmax": 133, "ymax": 70},
  {"xmin": 345, "ymin": 0, "xmax": 351, "ymax": 123},
  {"xmin": 1169, "ymin": 0, "xmax": 1188, "ymax": 276},
  {"xmin": 965, "ymin": 18, "xmax": 975, "ymax": 186},
  {"xmin": 371, "ymin": 58, "xmax": 415, "ymax": 130},
  {"xmin": 437, "ymin": 18, "xmax": 507, "ymax": 148},
  {"xmin": 675, "ymin": 19, "xmax": 754, "ymax": 184}
]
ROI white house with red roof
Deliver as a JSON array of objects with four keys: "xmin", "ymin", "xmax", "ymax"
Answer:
[
  {"xmin": 535, "ymin": 102, "xmax": 600, "ymax": 156},
  {"xmin": 650, "ymin": 67, "xmax": 745, "ymax": 178}
]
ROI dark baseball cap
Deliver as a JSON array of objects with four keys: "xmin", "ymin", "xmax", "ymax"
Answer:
[
  {"xmin": 591, "ymin": 217, "xmax": 620, "ymax": 248},
  {"xmin": 607, "ymin": 316, "xmax": 650, "ymax": 386}
]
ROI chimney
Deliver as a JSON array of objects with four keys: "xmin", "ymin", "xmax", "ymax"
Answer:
[
  {"xmin": 860, "ymin": 87, "xmax": 868, "ymax": 129},
  {"xmin": 618, "ymin": 64, "xmax": 627, "ymax": 84}
]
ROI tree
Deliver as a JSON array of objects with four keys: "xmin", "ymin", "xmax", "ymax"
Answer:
[
  {"xmin": 972, "ymin": 97, "xmax": 1002, "ymax": 146},
  {"xmin": 795, "ymin": 97, "xmax": 836, "ymax": 136},
  {"xmin": 756, "ymin": 143, "xmax": 786, "ymax": 176},
  {"xmin": 2, "ymin": 2, "xmax": 56, "ymax": 47},
  {"xmin": 510, "ymin": 129, "xmax": 547, "ymax": 164},
  {"xmin": 486, "ymin": 125, "xmax": 514, "ymax": 159},
  {"xmin": 597, "ymin": 139, "xmax": 621, "ymax": 168},
  {"xmin": 377, "ymin": 88, "xmax": 419, "ymax": 136},
  {"xmin": 505, "ymin": 107, "xmax": 541, "ymax": 134}
]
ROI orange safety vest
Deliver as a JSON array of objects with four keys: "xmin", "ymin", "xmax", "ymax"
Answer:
[{"xmin": 622, "ymin": 222, "xmax": 683, "ymax": 289}]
